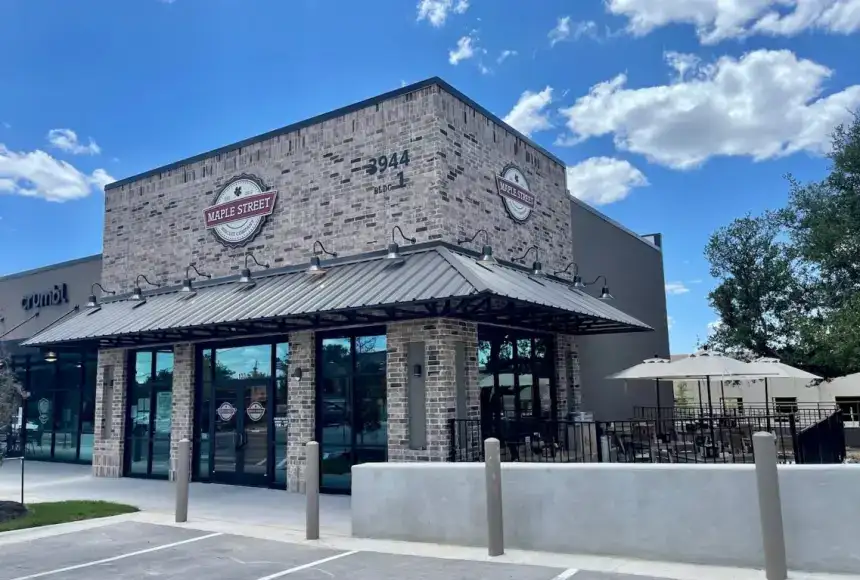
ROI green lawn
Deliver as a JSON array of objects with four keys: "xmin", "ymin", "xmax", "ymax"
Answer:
[{"xmin": 0, "ymin": 501, "xmax": 139, "ymax": 532}]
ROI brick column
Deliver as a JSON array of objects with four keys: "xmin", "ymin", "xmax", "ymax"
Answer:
[
  {"xmin": 554, "ymin": 334, "xmax": 580, "ymax": 418},
  {"xmin": 92, "ymin": 348, "xmax": 128, "ymax": 478},
  {"xmin": 286, "ymin": 331, "xmax": 315, "ymax": 493},
  {"xmin": 169, "ymin": 343, "xmax": 195, "ymax": 481},
  {"xmin": 386, "ymin": 318, "xmax": 478, "ymax": 462}
]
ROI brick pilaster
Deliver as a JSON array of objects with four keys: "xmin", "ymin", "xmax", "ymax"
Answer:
[
  {"xmin": 554, "ymin": 334, "xmax": 580, "ymax": 418},
  {"xmin": 286, "ymin": 331, "xmax": 315, "ymax": 492},
  {"xmin": 92, "ymin": 348, "xmax": 128, "ymax": 478},
  {"xmin": 169, "ymin": 343, "xmax": 195, "ymax": 481}
]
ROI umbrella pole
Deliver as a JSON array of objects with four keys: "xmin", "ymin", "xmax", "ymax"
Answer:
[
  {"xmin": 720, "ymin": 381, "xmax": 726, "ymax": 413},
  {"xmin": 655, "ymin": 378, "xmax": 661, "ymax": 435},
  {"xmin": 765, "ymin": 378, "xmax": 771, "ymax": 431},
  {"xmin": 707, "ymin": 376, "xmax": 716, "ymax": 453},
  {"xmin": 697, "ymin": 380, "xmax": 704, "ymax": 418}
]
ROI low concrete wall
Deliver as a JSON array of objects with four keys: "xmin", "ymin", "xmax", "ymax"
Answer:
[{"xmin": 352, "ymin": 462, "xmax": 860, "ymax": 574}]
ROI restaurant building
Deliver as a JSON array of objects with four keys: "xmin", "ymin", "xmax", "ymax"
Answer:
[{"xmin": 21, "ymin": 78, "xmax": 669, "ymax": 493}]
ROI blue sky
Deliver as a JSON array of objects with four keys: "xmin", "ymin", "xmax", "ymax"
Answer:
[{"xmin": 2, "ymin": 0, "xmax": 859, "ymax": 354}]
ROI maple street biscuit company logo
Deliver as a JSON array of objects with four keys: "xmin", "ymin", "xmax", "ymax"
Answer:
[
  {"xmin": 495, "ymin": 164, "xmax": 534, "ymax": 223},
  {"xmin": 204, "ymin": 175, "xmax": 278, "ymax": 247}
]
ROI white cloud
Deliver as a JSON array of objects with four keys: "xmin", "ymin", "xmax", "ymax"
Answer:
[
  {"xmin": 497, "ymin": 49, "xmax": 518, "ymax": 64},
  {"xmin": 557, "ymin": 49, "xmax": 860, "ymax": 169},
  {"xmin": 0, "ymin": 144, "xmax": 114, "ymax": 202},
  {"xmin": 707, "ymin": 319, "xmax": 724, "ymax": 335},
  {"xmin": 503, "ymin": 87, "xmax": 553, "ymax": 136},
  {"xmin": 565, "ymin": 157, "xmax": 648, "ymax": 205},
  {"xmin": 549, "ymin": 16, "xmax": 598, "ymax": 46},
  {"xmin": 448, "ymin": 34, "xmax": 476, "ymax": 65},
  {"xmin": 668, "ymin": 315, "xmax": 675, "ymax": 330},
  {"xmin": 478, "ymin": 62, "xmax": 491, "ymax": 75},
  {"xmin": 606, "ymin": 0, "xmax": 860, "ymax": 44},
  {"xmin": 417, "ymin": 0, "xmax": 469, "ymax": 27},
  {"xmin": 665, "ymin": 281, "xmax": 691, "ymax": 295},
  {"xmin": 47, "ymin": 129, "xmax": 101, "ymax": 156}
]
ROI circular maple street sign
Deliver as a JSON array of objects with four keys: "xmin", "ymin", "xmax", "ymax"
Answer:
[
  {"xmin": 38, "ymin": 397, "xmax": 51, "ymax": 424},
  {"xmin": 217, "ymin": 402, "xmax": 236, "ymax": 422},
  {"xmin": 247, "ymin": 401, "xmax": 266, "ymax": 422}
]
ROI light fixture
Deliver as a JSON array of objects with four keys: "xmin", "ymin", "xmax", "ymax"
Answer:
[
  {"xmin": 554, "ymin": 262, "xmax": 582, "ymax": 284},
  {"xmin": 44, "ymin": 351, "xmax": 57, "ymax": 363},
  {"xmin": 582, "ymin": 275, "xmax": 614, "ymax": 301},
  {"xmin": 385, "ymin": 226, "xmax": 417, "ymax": 264},
  {"xmin": 457, "ymin": 229, "xmax": 496, "ymax": 264},
  {"xmin": 239, "ymin": 251, "xmax": 270, "ymax": 284},
  {"xmin": 131, "ymin": 274, "xmax": 160, "ymax": 301},
  {"xmin": 182, "ymin": 263, "xmax": 211, "ymax": 292},
  {"xmin": 307, "ymin": 240, "xmax": 337, "ymax": 276},
  {"xmin": 512, "ymin": 245, "xmax": 542, "ymax": 276},
  {"xmin": 87, "ymin": 283, "xmax": 116, "ymax": 308},
  {"xmin": 292, "ymin": 367, "xmax": 303, "ymax": 382}
]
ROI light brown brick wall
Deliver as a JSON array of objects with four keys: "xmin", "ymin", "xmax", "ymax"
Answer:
[
  {"xmin": 554, "ymin": 334, "xmax": 581, "ymax": 417},
  {"xmin": 169, "ymin": 343, "xmax": 194, "ymax": 481},
  {"xmin": 386, "ymin": 318, "xmax": 478, "ymax": 462},
  {"xmin": 92, "ymin": 348, "xmax": 127, "ymax": 477},
  {"xmin": 286, "ymin": 331, "xmax": 315, "ymax": 492}
]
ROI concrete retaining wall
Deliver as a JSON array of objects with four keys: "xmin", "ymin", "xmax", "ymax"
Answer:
[{"xmin": 351, "ymin": 462, "xmax": 860, "ymax": 574}]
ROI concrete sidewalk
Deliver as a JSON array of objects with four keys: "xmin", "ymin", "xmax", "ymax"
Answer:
[{"xmin": 1, "ymin": 462, "xmax": 857, "ymax": 580}]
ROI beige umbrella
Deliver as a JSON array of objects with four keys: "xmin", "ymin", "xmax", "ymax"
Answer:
[
  {"xmin": 607, "ymin": 356, "xmax": 670, "ymax": 413},
  {"xmin": 743, "ymin": 357, "xmax": 822, "ymax": 428}
]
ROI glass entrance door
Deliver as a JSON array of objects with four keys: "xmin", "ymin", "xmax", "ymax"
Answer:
[{"xmin": 211, "ymin": 382, "xmax": 269, "ymax": 486}]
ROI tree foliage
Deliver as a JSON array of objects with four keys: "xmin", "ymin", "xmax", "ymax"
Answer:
[
  {"xmin": 0, "ymin": 351, "xmax": 24, "ymax": 432},
  {"xmin": 705, "ymin": 112, "xmax": 860, "ymax": 377}
]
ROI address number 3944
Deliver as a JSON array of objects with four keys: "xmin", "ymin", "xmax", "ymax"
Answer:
[{"xmin": 366, "ymin": 150, "xmax": 410, "ymax": 175}]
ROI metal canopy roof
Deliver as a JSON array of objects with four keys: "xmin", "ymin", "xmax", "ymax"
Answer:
[{"xmin": 22, "ymin": 244, "xmax": 651, "ymax": 349}]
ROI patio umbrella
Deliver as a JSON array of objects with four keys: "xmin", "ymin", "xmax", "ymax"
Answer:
[
  {"xmin": 607, "ymin": 356, "xmax": 670, "ymax": 418},
  {"xmin": 745, "ymin": 357, "xmax": 821, "ymax": 429}
]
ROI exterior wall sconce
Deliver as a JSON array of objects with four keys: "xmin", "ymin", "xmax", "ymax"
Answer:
[
  {"xmin": 239, "ymin": 251, "xmax": 270, "ymax": 284},
  {"xmin": 307, "ymin": 240, "xmax": 337, "ymax": 276},
  {"xmin": 513, "ymin": 245, "xmax": 542, "ymax": 276},
  {"xmin": 182, "ymin": 264, "xmax": 211, "ymax": 292},
  {"xmin": 457, "ymin": 229, "xmax": 496, "ymax": 264},
  {"xmin": 554, "ymin": 262, "xmax": 586, "ymax": 288},
  {"xmin": 292, "ymin": 367, "xmax": 303, "ymax": 382},
  {"xmin": 87, "ymin": 283, "xmax": 116, "ymax": 308},
  {"xmin": 583, "ymin": 275, "xmax": 614, "ymax": 301},
  {"xmin": 131, "ymin": 275, "xmax": 160, "ymax": 301},
  {"xmin": 44, "ymin": 350, "xmax": 58, "ymax": 363},
  {"xmin": 386, "ymin": 226, "xmax": 417, "ymax": 264}
]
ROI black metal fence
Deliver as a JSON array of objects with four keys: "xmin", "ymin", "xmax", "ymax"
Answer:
[{"xmin": 450, "ymin": 409, "xmax": 846, "ymax": 465}]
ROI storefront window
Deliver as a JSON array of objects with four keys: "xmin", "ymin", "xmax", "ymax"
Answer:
[
  {"xmin": 14, "ymin": 351, "xmax": 95, "ymax": 464},
  {"xmin": 125, "ymin": 349, "xmax": 174, "ymax": 478},
  {"xmin": 477, "ymin": 328, "xmax": 556, "ymax": 422},
  {"xmin": 274, "ymin": 343, "xmax": 290, "ymax": 486}
]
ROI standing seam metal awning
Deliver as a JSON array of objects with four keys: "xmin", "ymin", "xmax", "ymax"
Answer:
[{"xmin": 22, "ymin": 245, "xmax": 651, "ymax": 349}]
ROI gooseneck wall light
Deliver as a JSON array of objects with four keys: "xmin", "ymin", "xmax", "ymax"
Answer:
[
  {"xmin": 583, "ymin": 275, "xmax": 614, "ymax": 301},
  {"xmin": 457, "ymin": 229, "xmax": 496, "ymax": 264},
  {"xmin": 182, "ymin": 264, "xmax": 212, "ymax": 292},
  {"xmin": 554, "ymin": 262, "xmax": 585, "ymax": 289},
  {"xmin": 131, "ymin": 275, "xmax": 160, "ymax": 301},
  {"xmin": 385, "ymin": 226, "xmax": 417, "ymax": 264},
  {"xmin": 86, "ymin": 283, "xmax": 117, "ymax": 308},
  {"xmin": 239, "ymin": 252, "xmax": 270, "ymax": 284},
  {"xmin": 512, "ymin": 245, "xmax": 542, "ymax": 276},
  {"xmin": 307, "ymin": 240, "xmax": 338, "ymax": 276}
]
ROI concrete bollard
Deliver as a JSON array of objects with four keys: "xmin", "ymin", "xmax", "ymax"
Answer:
[
  {"xmin": 175, "ymin": 439, "xmax": 190, "ymax": 523},
  {"xmin": 306, "ymin": 441, "xmax": 320, "ymax": 540},
  {"xmin": 484, "ymin": 437, "xmax": 504, "ymax": 557},
  {"xmin": 753, "ymin": 432, "xmax": 788, "ymax": 580}
]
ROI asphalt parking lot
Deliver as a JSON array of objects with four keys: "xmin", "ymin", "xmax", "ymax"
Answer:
[{"xmin": 0, "ymin": 521, "xmax": 664, "ymax": 580}]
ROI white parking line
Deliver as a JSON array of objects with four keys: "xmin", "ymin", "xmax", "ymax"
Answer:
[
  {"xmin": 550, "ymin": 569, "xmax": 579, "ymax": 580},
  {"xmin": 253, "ymin": 550, "xmax": 360, "ymax": 579},
  {"xmin": 7, "ymin": 532, "xmax": 223, "ymax": 580}
]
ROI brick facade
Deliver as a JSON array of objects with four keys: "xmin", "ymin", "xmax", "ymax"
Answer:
[
  {"xmin": 100, "ymin": 83, "xmax": 570, "ymax": 293},
  {"xmin": 169, "ymin": 343, "xmax": 194, "ymax": 481},
  {"xmin": 386, "ymin": 319, "xmax": 478, "ymax": 462},
  {"xmin": 554, "ymin": 334, "xmax": 581, "ymax": 418},
  {"xmin": 92, "ymin": 348, "xmax": 127, "ymax": 477},
  {"xmin": 286, "ymin": 331, "xmax": 315, "ymax": 492}
]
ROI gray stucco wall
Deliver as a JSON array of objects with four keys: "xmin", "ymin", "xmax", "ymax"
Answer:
[
  {"xmin": 569, "ymin": 198, "xmax": 670, "ymax": 420},
  {"xmin": 0, "ymin": 255, "xmax": 103, "ymax": 346}
]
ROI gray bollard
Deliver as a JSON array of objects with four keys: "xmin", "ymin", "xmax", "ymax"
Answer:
[
  {"xmin": 306, "ymin": 441, "xmax": 320, "ymax": 540},
  {"xmin": 752, "ymin": 432, "xmax": 788, "ymax": 580},
  {"xmin": 484, "ymin": 437, "xmax": 504, "ymax": 557},
  {"xmin": 175, "ymin": 439, "xmax": 191, "ymax": 523}
]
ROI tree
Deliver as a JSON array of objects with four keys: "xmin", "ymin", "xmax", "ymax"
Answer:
[
  {"xmin": 705, "ymin": 111, "xmax": 860, "ymax": 377},
  {"xmin": 674, "ymin": 381, "xmax": 692, "ymax": 407},
  {"xmin": 0, "ymin": 350, "xmax": 25, "ymax": 461}
]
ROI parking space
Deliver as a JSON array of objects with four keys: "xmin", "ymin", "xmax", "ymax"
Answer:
[{"xmin": 0, "ymin": 521, "xmax": 611, "ymax": 580}]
